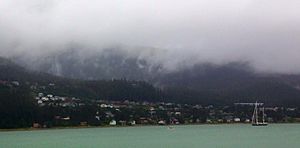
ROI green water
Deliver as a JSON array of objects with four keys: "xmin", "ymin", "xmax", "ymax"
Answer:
[{"xmin": 0, "ymin": 124, "xmax": 299, "ymax": 148}]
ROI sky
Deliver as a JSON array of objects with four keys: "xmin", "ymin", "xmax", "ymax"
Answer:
[{"xmin": 0, "ymin": 0, "xmax": 300, "ymax": 73}]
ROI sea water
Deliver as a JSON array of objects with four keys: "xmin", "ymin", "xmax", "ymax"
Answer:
[{"xmin": 0, "ymin": 124, "xmax": 299, "ymax": 148}]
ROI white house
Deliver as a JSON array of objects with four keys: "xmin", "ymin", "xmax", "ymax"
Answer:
[
  {"xmin": 234, "ymin": 118, "xmax": 241, "ymax": 122},
  {"xmin": 158, "ymin": 120, "xmax": 166, "ymax": 125},
  {"xmin": 41, "ymin": 97, "xmax": 49, "ymax": 101},
  {"xmin": 130, "ymin": 120, "xmax": 136, "ymax": 125},
  {"xmin": 109, "ymin": 120, "xmax": 117, "ymax": 126}
]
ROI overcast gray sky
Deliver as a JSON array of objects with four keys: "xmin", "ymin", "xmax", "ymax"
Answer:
[{"xmin": 0, "ymin": 0, "xmax": 300, "ymax": 73}]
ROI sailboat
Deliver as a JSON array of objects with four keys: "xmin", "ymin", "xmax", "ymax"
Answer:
[{"xmin": 252, "ymin": 102, "xmax": 268, "ymax": 126}]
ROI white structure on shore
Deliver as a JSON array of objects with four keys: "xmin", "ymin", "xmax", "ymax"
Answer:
[{"xmin": 109, "ymin": 120, "xmax": 117, "ymax": 126}]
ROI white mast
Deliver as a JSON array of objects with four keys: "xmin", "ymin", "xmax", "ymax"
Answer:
[
  {"xmin": 255, "ymin": 102, "xmax": 258, "ymax": 124},
  {"xmin": 252, "ymin": 103, "xmax": 255, "ymax": 124},
  {"xmin": 262, "ymin": 107, "xmax": 265, "ymax": 123},
  {"xmin": 252, "ymin": 101, "xmax": 268, "ymax": 126},
  {"xmin": 252, "ymin": 108, "xmax": 255, "ymax": 124},
  {"xmin": 252, "ymin": 101, "xmax": 258, "ymax": 124}
]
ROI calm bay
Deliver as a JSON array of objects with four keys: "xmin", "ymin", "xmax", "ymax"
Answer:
[{"xmin": 0, "ymin": 124, "xmax": 299, "ymax": 148}]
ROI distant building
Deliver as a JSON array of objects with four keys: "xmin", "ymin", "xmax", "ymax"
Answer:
[
  {"xmin": 217, "ymin": 119, "xmax": 223, "ymax": 123},
  {"xmin": 38, "ymin": 93, "xmax": 44, "ymax": 97},
  {"xmin": 129, "ymin": 120, "xmax": 136, "ymax": 125},
  {"xmin": 11, "ymin": 81, "xmax": 20, "ymax": 86},
  {"xmin": 95, "ymin": 116, "xmax": 100, "ymax": 121},
  {"xmin": 80, "ymin": 121, "xmax": 88, "ymax": 126},
  {"xmin": 62, "ymin": 117, "xmax": 71, "ymax": 120},
  {"xmin": 100, "ymin": 104, "xmax": 108, "ymax": 108},
  {"xmin": 37, "ymin": 100, "xmax": 43, "ymax": 104},
  {"xmin": 234, "ymin": 118, "xmax": 241, "ymax": 122},
  {"xmin": 32, "ymin": 123, "xmax": 40, "ymax": 128},
  {"xmin": 109, "ymin": 120, "xmax": 117, "ymax": 126},
  {"xmin": 234, "ymin": 102, "xmax": 264, "ymax": 106},
  {"xmin": 175, "ymin": 112, "xmax": 181, "ymax": 116},
  {"xmin": 206, "ymin": 119, "xmax": 213, "ymax": 123},
  {"xmin": 119, "ymin": 120, "xmax": 126, "ymax": 126},
  {"xmin": 41, "ymin": 97, "xmax": 49, "ymax": 101},
  {"xmin": 158, "ymin": 120, "xmax": 166, "ymax": 125},
  {"xmin": 139, "ymin": 117, "xmax": 149, "ymax": 124}
]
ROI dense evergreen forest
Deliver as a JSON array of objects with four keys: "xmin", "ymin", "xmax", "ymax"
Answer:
[
  {"xmin": 0, "ymin": 84, "xmax": 36, "ymax": 128},
  {"xmin": 0, "ymin": 57, "xmax": 165, "ymax": 128},
  {"xmin": 1, "ymin": 57, "xmax": 300, "ymax": 128}
]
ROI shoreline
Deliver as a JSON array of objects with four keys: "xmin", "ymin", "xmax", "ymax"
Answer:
[{"xmin": 1, "ymin": 122, "xmax": 300, "ymax": 132}]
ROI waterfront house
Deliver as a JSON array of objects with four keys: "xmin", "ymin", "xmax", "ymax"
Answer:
[
  {"xmin": 33, "ymin": 123, "xmax": 40, "ymax": 128},
  {"xmin": 234, "ymin": 118, "xmax": 241, "ymax": 122},
  {"xmin": 158, "ymin": 120, "xmax": 166, "ymax": 125},
  {"xmin": 129, "ymin": 120, "xmax": 136, "ymax": 125},
  {"xmin": 109, "ymin": 120, "xmax": 117, "ymax": 126}
]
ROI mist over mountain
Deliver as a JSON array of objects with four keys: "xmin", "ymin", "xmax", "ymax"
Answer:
[
  {"xmin": 12, "ymin": 47, "xmax": 160, "ymax": 81},
  {"xmin": 1, "ymin": 0, "xmax": 300, "ymax": 74},
  {"xmin": 0, "ymin": 56, "xmax": 163, "ymax": 103},
  {"xmin": 7, "ymin": 48, "xmax": 300, "ymax": 106},
  {"xmin": 11, "ymin": 47, "xmax": 245, "ymax": 81},
  {"xmin": 1, "ymin": 0, "xmax": 300, "ymax": 106}
]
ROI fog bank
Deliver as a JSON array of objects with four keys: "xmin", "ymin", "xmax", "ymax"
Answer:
[{"xmin": 0, "ymin": 0, "xmax": 300, "ymax": 73}]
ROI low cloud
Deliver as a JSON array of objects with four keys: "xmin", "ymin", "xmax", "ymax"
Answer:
[{"xmin": 0, "ymin": 0, "xmax": 299, "ymax": 73}]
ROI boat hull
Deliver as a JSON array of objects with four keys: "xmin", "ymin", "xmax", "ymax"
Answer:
[{"xmin": 252, "ymin": 123, "xmax": 268, "ymax": 126}]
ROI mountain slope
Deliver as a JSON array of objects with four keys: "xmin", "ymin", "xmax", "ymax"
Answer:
[
  {"xmin": 8, "ymin": 49, "xmax": 300, "ymax": 106},
  {"xmin": 13, "ymin": 48, "xmax": 162, "ymax": 81},
  {"xmin": 0, "ymin": 57, "xmax": 163, "ymax": 102}
]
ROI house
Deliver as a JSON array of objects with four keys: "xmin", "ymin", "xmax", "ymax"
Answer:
[
  {"xmin": 11, "ymin": 81, "xmax": 20, "ymax": 86},
  {"xmin": 129, "ymin": 120, "xmax": 136, "ymax": 125},
  {"xmin": 62, "ymin": 117, "xmax": 71, "ymax": 120},
  {"xmin": 234, "ymin": 118, "xmax": 241, "ymax": 122},
  {"xmin": 119, "ymin": 120, "xmax": 126, "ymax": 126},
  {"xmin": 80, "ymin": 121, "xmax": 88, "ymax": 126},
  {"xmin": 217, "ymin": 119, "xmax": 223, "ymax": 123},
  {"xmin": 158, "ymin": 120, "xmax": 166, "ymax": 125},
  {"xmin": 100, "ymin": 104, "xmax": 108, "ymax": 108},
  {"xmin": 109, "ymin": 120, "xmax": 117, "ymax": 126},
  {"xmin": 175, "ymin": 112, "xmax": 181, "ymax": 116},
  {"xmin": 244, "ymin": 119, "xmax": 251, "ymax": 123},
  {"xmin": 41, "ymin": 97, "xmax": 49, "ymax": 101},
  {"xmin": 38, "ymin": 93, "xmax": 44, "ymax": 97},
  {"xmin": 139, "ymin": 117, "xmax": 149, "ymax": 124},
  {"xmin": 206, "ymin": 119, "xmax": 213, "ymax": 123},
  {"xmin": 37, "ymin": 100, "xmax": 43, "ymax": 104},
  {"xmin": 32, "ymin": 123, "xmax": 40, "ymax": 128}
]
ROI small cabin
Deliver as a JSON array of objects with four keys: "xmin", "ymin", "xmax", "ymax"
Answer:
[{"xmin": 109, "ymin": 120, "xmax": 117, "ymax": 126}]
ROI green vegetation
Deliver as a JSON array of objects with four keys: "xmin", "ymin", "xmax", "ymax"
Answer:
[
  {"xmin": 0, "ymin": 84, "xmax": 37, "ymax": 128},
  {"xmin": 1, "ymin": 57, "xmax": 300, "ymax": 129}
]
